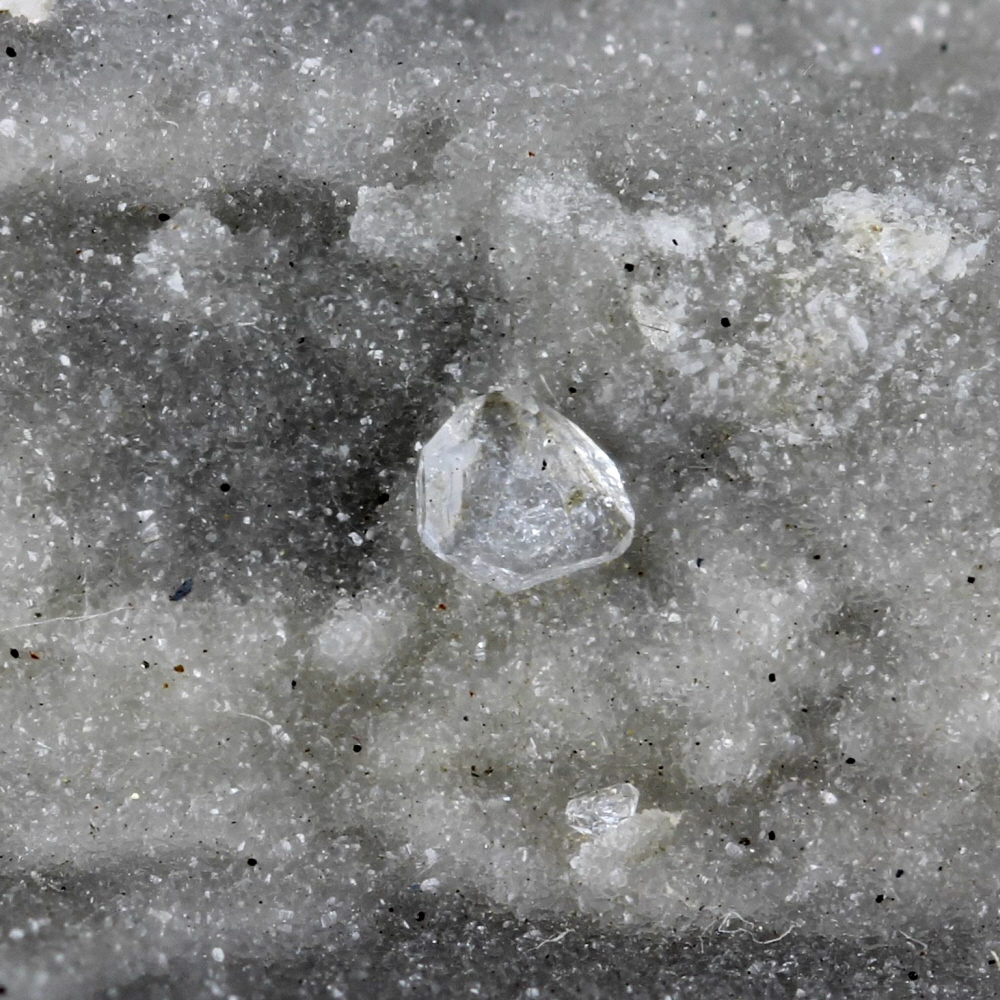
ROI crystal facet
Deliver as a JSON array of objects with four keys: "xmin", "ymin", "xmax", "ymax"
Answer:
[
  {"xmin": 417, "ymin": 389, "xmax": 635, "ymax": 593},
  {"xmin": 565, "ymin": 783, "xmax": 640, "ymax": 837}
]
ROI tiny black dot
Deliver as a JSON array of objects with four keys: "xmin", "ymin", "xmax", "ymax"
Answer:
[
  {"xmin": 291, "ymin": 679, "xmax": 297, "ymax": 689},
  {"xmin": 377, "ymin": 492, "xmax": 391, "ymax": 504},
  {"xmin": 455, "ymin": 234, "xmax": 462, "ymax": 242},
  {"xmin": 845, "ymin": 757, "xmax": 856, "ymax": 764},
  {"xmin": 158, "ymin": 213, "xmax": 171, "ymax": 222},
  {"xmin": 895, "ymin": 869, "xmax": 904, "ymax": 877},
  {"xmin": 353, "ymin": 744, "xmax": 362, "ymax": 753},
  {"xmin": 767, "ymin": 830, "xmax": 775, "ymax": 840},
  {"xmin": 720, "ymin": 316, "xmax": 731, "ymax": 328},
  {"xmin": 767, "ymin": 672, "xmax": 776, "ymax": 682},
  {"xmin": 623, "ymin": 262, "xmax": 635, "ymax": 272},
  {"xmin": 875, "ymin": 894, "xmax": 884, "ymax": 903},
  {"xmin": 813, "ymin": 554, "xmax": 821, "ymax": 560},
  {"xmin": 5, "ymin": 46, "xmax": 16, "ymax": 58},
  {"xmin": 247, "ymin": 858, "xmax": 257, "ymax": 867},
  {"xmin": 967, "ymin": 576, "xmax": 976, "ymax": 583},
  {"xmin": 219, "ymin": 482, "xmax": 231, "ymax": 493},
  {"xmin": 940, "ymin": 42, "xmax": 948, "ymax": 51},
  {"xmin": 567, "ymin": 386, "xmax": 576, "ymax": 394},
  {"xmin": 908, "ymin": 971, "xmax": 919, "ymax": 981},
  {"xmin": 415, "ymin": 911, "xmax": 425, "ymax": 921},
  {"xmin": 9, "ymin": 648, "xmax": 18, "ymax": 659}
]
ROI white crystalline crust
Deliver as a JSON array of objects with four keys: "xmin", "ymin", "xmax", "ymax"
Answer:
[
  {"xmin": 1, "ymin": 0, "xmax": 50, "ymax": 22},
  {"xmin": 4, "ymin": 0, "xmax": 1000, "ymax": 993},
  {"xmin": 417, "ymin": 390, "xmax": 634, "ymax": 592}
]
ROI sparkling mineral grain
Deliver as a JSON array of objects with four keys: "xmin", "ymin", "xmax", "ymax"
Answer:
[
  {"xmin": 565, "ymin": 783, "xmax": 641, "ymax": 837},
  {"xmin": 416, "ymin": 390, "xmax": 635, "ymax": 593}
]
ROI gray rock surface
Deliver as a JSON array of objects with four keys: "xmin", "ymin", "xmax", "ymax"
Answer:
[{"xmin": 1, "ymin": 0, "xmax": 999, "ymax": 996}]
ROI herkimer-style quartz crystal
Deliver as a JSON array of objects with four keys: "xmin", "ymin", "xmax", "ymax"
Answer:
[
  {"xmin": 565, "ymin": 783, "xmax": 640, "ymax": 837},
  {"xmin": 416, "ymin": 389, "xmax": 634, "ymax": 593}
]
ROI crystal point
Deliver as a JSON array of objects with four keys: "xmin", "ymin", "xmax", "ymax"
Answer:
[
  {"xmin": 565, "ymin": 783, "xmax": 640, "ymax": 837},
  {"xmin": 417, "ymin": 389, "xmax": 635, "ymax": 593}
]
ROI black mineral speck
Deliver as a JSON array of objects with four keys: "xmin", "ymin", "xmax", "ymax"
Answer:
[
  {"xmin": 908, "ymin": 971, "xmax": 919, "ymax": 981},
  {"xmin": 623, "ymin": 262, "xmax": 635, "ymax": 272},
  {"xmin": 5, "ymin": 46, "xmax": 15, "ymax": 58},
  {"xmin": 767, "ymin": 830, "xmax": 775, "ymax": 840},
  {"xmin": 968, "ymin": 575, "xmax": 976, "ymax": 583},
  {"xmin": 9, "ymin": 648, "xmax": 18, "ymax": 659},
  {"xmin": 168, "ymin": 578, "xmax": 193, "ymax": 602},
  {"xmin": 220, "ymin": 482, "xmax": 231, "ymax": 493},
  {"xmin": 720, "ymin": 317, "xmax": 731, "ymax": 328},
  {"xmin": 768, "ymin": 672, "xmax": 776, "ymax": 682},
  {"xmin": 353, "ymin": 744, "xmax": 362, "ymax": 753},
  {"xmin": 875, "ymin": 894, "xmax": 884, "ymax": 903},
  {"xmin": 415, "ymin": 911, "xmax": 426, "ymax": 921},
  {"xmin": 158, "ymin": 212, "xmax": 171, "ymax": 222},
  {"xmin": 377, "ymin": 492, "xmax": 391, "ymax": 504},
  {"xmin": 895, "ymin": 869, "xmax": 904, "ymax": 877},
  {"xmin": 247, "ymin": 858, "xmax": 257, "ymax": 867}
]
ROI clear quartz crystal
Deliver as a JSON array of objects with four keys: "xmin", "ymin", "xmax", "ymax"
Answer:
[
  {"xmin": 565, "ymin": 783, "xmax": 640, "ymax": 837},
  {"xmin": 416, "ymin": 389, "xmax": 635, "ymax": 593}
]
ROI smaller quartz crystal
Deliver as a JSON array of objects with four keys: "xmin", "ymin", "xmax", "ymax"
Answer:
[
  {"xmin": 565, "ymin": 783, "xmax": 640, "ymax": 837},
  {"xmin": 416, "ymin": 388, "xmax": 635, "ymax": 593}
]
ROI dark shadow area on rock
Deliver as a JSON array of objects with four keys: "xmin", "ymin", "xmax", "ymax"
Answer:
[
  {"xmin": 90, "ymin": 888, "xmax": 980, "ymax": 1000},
  {"xmin": 0, "ymin": 174, "xmax": 502, "ymax": 608}
]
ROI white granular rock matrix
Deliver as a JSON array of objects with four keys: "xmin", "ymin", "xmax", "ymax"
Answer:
[{"xmin": 1, "ymin": 0, "xmax": 999, "ymax": 996}]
